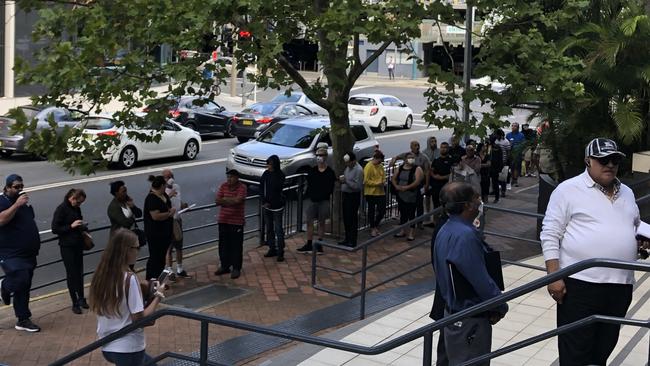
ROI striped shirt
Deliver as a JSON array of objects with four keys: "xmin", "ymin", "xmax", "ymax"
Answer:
[{"xmin": 216, "ymin": 182, "xmax": 247, "ymax": 226}]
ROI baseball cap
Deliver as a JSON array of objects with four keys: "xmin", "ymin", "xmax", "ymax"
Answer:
[
  {"xmin": 585, "ymin": 138, "xmax": 626, "ymax": 159},
  {"xmin": 5, "ymin": 174, "xmax": 22, "ymax": 187}
]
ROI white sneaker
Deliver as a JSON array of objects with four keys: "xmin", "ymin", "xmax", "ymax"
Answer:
[{"xmin": 507, "ymin": 184, "xmax": 512, "ymax": 190}]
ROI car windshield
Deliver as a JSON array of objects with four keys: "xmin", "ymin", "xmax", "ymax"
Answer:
[
  {"xmin": 243, "ymin": 104, "xmax": 280, "ymax": 115},
  {"xmin": 348, "ymin": 97, "xmax": 376, "ymax": 106},
  {"xmin": 18, "ymin": 107, "xmax": 42, "ymax": 121},
  {"xmin": 271, "ymin": 93, "xmax": 301, "ymax": 103},
  {"xmin": 258, "ymin": 123, "xmax": 319, "ymax": 148},
  {"xmin": 82, "ymin": 117, "xmax": 115, "ymax": 130}
]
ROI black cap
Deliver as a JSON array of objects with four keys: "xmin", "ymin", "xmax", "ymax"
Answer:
[
  {"xmin": 5, "ymin": 174, "xmax": 22, "ymax": 187},
  {"xmin": 585, "ymin": 138, "xmax": 626, "ymax": 159}
]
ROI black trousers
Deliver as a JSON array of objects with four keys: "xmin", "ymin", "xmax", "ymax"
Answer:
[
  {"xmin": 145, "ymin": 236, "xmax": 171, "ymax": 280},
  {"xmin": 365, "ymin": 195, "xmax": 385, "ymax": 228},
  {"xmin": 0, "ymin": 257, "xmax": 35, "ymax": 321},
  {"xmin": 398, "ymin": 200, "xmax": 416, "ymax": 227},
  {"xmin": 431, "ymin": 182, "xmax": 446, "ymax": 208},
  {"xmin": 342, "ymin": 192, "xmax": 361, "ymax": 245},
  {"xmin": 557, "ymin": 277, "xmax": 633, "ymax": 366},
  {"xmin": 416, "ymin": 190, "xmax": 424, "ymax": 219},
  {"xmin": 218, "ymin": 223, "xmax": 243, "ymax": 270},
  {"xmin": 60, "ymin": 245, "xmax": 85, "ymax": 305}
]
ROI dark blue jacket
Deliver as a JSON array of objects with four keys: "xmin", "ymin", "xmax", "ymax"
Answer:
[{"xmin": 0, "ymin": 194, "xmax": 40, "ymax": 260}]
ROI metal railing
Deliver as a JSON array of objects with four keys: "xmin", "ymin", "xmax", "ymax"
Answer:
[{"xmin": 51, "ymin": 258, "xmax": 650, "ymax": 366}]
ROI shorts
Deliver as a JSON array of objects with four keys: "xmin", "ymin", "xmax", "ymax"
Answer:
[
  {"xmin": 306, "ymin": 199, "xmax": 330, "ymax": 222},
  {"xmin": 171, "ymin": 218, "xmax": 183, "ymax": 250}
]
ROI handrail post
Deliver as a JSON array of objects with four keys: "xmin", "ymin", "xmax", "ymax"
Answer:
[
  {"xmin": 360, "ymin": 244, "xmax": 368, "ymax": 320},
  {"xmin": 258, "ymin": 193, "xmax": 265, "ymax": 246},
  {"xmin": 422, "ymin": 330, "xmax": 433, "ymax": 366},
  {"xmin": 311, "ymin": 243, "xmax": 317, "ymax": 287},
  {"xmin": 200, "ymin": 320, "xmax": 208, "ymax": 366},
  {"xmin": 297, "ymin": 175, "xmax": 304, "ymax": 232}
]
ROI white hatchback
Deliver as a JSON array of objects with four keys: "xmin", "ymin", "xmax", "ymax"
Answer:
[
  {"xmin": 348, "ymin": 94, "xmax": 413, "ymax": 133},
  {"xmin": 75, "ymin": 115, "xmax": 202, "ymax": 169}
]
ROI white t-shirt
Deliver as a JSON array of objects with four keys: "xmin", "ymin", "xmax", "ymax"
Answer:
[{"xmin": 97, "ymin": 273, "xmax": 146, "ymax": 353}]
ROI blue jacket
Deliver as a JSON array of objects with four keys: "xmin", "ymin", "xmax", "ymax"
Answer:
[{"xmin": 433, "ymin": 215, "xmax": 507, "ymax": 315}]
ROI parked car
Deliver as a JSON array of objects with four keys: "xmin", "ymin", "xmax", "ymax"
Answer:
[
  {"xmin": 230, "ymin": 102, "xmax": 316, "ymax": 143},
  {"xmin": 0, "ymin": 105, "xmax": 85, "ymax": 157},
  {"xmin": 73, "ymin": 115, "xmax": 201, "ymax": 169},
  {"xmin": 226, "ymin": 116, "xmax": 378, "ymax": 182},
  {"xmin": 270, "ymin": 91, "xmax": 328, "ymax": 116},
  {"xmin": 145, "ymin": 96, "xmax": 234, "ymax": 137},
  {"xmin": 347, "ymin": 94, "xmax": 413, "ymax": 133}
]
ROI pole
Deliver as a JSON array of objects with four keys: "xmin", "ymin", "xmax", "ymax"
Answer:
[
  {"xmin": 230, "ymin": 40, "xmax": 237, "ymax": 97},
  {"xmin": 411, "ymin": 41, "xmax": 418, "ymax": 80},
  {"xmin": 241, "ymin": 68, "xmax": 246, "ymax": 107},
  {"xmin": 462, "ymin": 1, "xmax": 473, "ymax": 130}
]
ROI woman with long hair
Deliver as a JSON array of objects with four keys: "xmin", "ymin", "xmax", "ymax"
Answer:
[
  {"xmin": 89, "ymin": 229, "xmax": 164, "ymax": 366},
  {"xmin": 144, "ymin": 175, "xmax": 175, "ymax": 280},
  {"xmin": 51, "ymin": 188, "xmax": 88, "ymax": 314}
]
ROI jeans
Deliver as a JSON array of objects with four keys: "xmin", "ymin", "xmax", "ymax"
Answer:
[
  {"xmin": 102, "ymin": 350, "xmax": 156, "ymax": 366},
  {"xmin": 342, "ymin": 192, "xmax": 361, "ymax": 245},
  {"xmin": 60, "ymin": 245, "xmax": 85, "ymax": 306},
  {"xmin": 365, "ymin": 195, "xmax": 386, "ymax": 228},
  {"xmin": 264, "ymin": 208, "xmax": 285, "ymax": 254},
  {"xmin": 218, "ymin": 223, "xmax": 243, "ymax": 270},
  {"xmin": 0, "ymin": 257, "xmax": 36, "ymax": 321}
]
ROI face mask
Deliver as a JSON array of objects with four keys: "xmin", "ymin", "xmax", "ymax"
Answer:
[
  {"xmin": 343, "ymin": 154, "xmax": 350, "ymax": 163},
  {"xmin": 316, "ymin": 156, "xmax": 325, "ymax": 164},
  {"xmin": 407, "ymin": 158, "xmax": 415, "ymax": 165}
]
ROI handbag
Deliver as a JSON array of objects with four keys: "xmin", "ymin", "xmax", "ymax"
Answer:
[
  {"xmin": 132, "ymin": 223, "xmax": 147, "ymax": 247},
  {"xmin": 81, "ymin": 231, "xmax": 95, "ymax": 251},
  {"xmin": 498, "ymin": 165, "xmax": 510, "ymax": 183}
]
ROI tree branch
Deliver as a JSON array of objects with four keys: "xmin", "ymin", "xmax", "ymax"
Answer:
[
  {"xmin": 276, "ymin": 53, "xmax": 331, "ymax": 110},
  {"xmin": 353, "ymin": 33, "xmax": 361, "ymax": 69},
  {"xmin": 348, "ymin": 39, "xmax": 392, "ymax": 85}
]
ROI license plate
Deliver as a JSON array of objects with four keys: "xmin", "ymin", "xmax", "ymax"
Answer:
[
  {"xmin": 242, "ymin": 120, "xmax": 253, "ymax": 126},
  {"xmin": 353, "ymin": 109, "xmax": 363, "ymax": 114}
]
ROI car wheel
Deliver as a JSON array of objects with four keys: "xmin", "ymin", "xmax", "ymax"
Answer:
[
  {"xmin": 403, "ymin": 115, "xmax": 413, "ymax": 129},
  {"xmin": 223, "ymin": 121, "xmax": 233, "ymax": 138},
  {"xmin": 378, "ymin": 118, "xmax": 387, "ymax": 133},
  {"xmin": 0, "ymin": 150, "xmax": 14, "ymax": 158},
  {"xmin": 186, "ymin": 121, "xmax": 198, "ymax": 131},
  {"xmin": 237, "ymin": 136, "xmax": 249, "ymax": 143},
  {"xmin": 183, "ymin": 139, "xmax": 199, "ymax": 160},
  {"xmin": 119, "ymin": 146, "xmax": 137, "ymax": 169}
]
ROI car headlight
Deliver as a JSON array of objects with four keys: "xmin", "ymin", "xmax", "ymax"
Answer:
[
  {"xmin": 230, "ymin": 149, "xmax": 235, "ymax": 157},
  {"xmin": 280, "ymin": 158, "xmax": 293, "ymax": 167}
]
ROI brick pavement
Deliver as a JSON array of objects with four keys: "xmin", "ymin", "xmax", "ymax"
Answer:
[{"xmin": 0, "ymin": 176, "xmax": 542, "ymax": 366}]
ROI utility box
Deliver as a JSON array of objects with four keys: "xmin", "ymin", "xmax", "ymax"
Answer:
[{"xmin": 632, "ymin": 151, "xmax": 650, "ymax": 173}]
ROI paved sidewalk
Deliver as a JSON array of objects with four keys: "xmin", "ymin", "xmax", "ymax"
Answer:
[{"xmin": 0, "ymin": 176, "xmax": 541, "ymax": 366}]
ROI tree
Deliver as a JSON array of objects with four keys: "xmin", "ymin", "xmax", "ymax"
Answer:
[
  {"xmin": 423, "ymin": 0, "xmax": 650, "ymax": 180},
  {"xmin": 14, "ymin": 0, "xmax": 456, "ymax": 175}
]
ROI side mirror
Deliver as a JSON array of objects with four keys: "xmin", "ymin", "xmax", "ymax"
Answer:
[
  {"xmin": 401, "ymin": 103, "xmax": 407, "ymax": 108},
  {"xmin": 219, "ymin": 106, "xmax": 226, "ymax": 112}
]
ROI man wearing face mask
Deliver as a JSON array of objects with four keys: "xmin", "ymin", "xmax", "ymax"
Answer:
[
  {"xmin": 339, "ymin": 152, "xmax": 364, "ymax": 247},
  {"xmin": 541, "ymin": 138, "xmax": 640, "ymax": 366},
  {"xmin": 298, "ymin": 148, "xmax": 337, "ymax": 254},
  {"xmin": 434, "ymin": 182, "xmax": 507, "ymax": 365},
  {"xmin": 0, "ymin": 174, "xmax": 42, "ymax": 332}
]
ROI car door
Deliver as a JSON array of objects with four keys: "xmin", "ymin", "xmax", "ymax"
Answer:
[
  {"xmin": 201, "ymin": 100, "xmax": 229, "ymax": 133},
  {"xmin": 138, "ymin": 120, "xmax": 175, "ymax": 159},
  {"xmin": 162, "ymin": 120, "xmax": 186, "ymax": 157},
  {"xmin": 388, "ymin": 97, "xmax": 409, "ymax": 123},
  {"xmin": 350, "ymin": 124, "xmax": 373, "ymax": 161},
  {"xmin": 379, "ymin": 97, "xmax": 399, "ymax": 126}
]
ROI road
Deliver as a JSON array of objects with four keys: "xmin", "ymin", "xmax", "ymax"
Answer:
[{"xmin": 0, "ymin": 83, "xmax": 534, "ymax": 295}]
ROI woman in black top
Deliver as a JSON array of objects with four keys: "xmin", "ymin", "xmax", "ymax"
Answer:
[
  {"xmin": 478, "ymin": 142, "xmax": 492, "ymax": 203},
  {"xmin": 143, "ymin": 175, "xmax": 176, "ymax": 280},
  {"xmin": 51, "ymin": 188, "xmax": 88, "ymax": 314},
  {"xmin": 260, "ymin": 155, "xmax": 286, "ymax": 261}
]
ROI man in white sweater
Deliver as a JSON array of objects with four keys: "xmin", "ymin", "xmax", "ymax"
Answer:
[{"xmin": 541, "ymin": 138, "xmax": 640, "ymax": 366}]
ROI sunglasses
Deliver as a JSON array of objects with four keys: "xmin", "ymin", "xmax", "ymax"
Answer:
[
  {"xmin": 11, "ymin": 184, "xmax": 24, "ymax": 189},
  {"xmin": 594, "ymin": 155, "xmax": 622, "ymax": 166}
]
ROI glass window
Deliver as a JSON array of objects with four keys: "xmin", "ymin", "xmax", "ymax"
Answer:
[
  {"xmin": 14, "ymin": 7, "xmax": 48, "ymax": 97},
  {"xmin": 388, "ymin": 97, "xmax": 402, "ymax": 106},
  {"xmin": 348, "ymin": 97, "xmax": 376, "ymax": 106},
  {"xmin": 380, "ymin": 98, "xmax": 393, "ymax": 106},
  {"xmin": 271, "ymin": 93, "xmax": 302, "ymax": 103},
  {"xmin": 16, "ymin": 107, "xmax": 41, "ymax": 121},
  {"xmin": 258, "ymin": 123, "xmax": 318, "ymax": 149},
  {"xmin": 81, "ymin": 118, "xmax": 115, "ymax": 130},
  {"xmin": 351, "ymin": 125, "xmax": 368, "ymax": 141},
  {"xmin": 281, "ymin": 105, "xmax": 297, "ymax": 116},
  {"xmin": 203, "ymin": 100, "xmax": 220, "ymax": 112},
  {"xmin": 318, "ymin": 131, "xmax": 332, "ymax": 147},
  {"xmin": 295, "ymin": 105, "xmax": 312, "ymax": 116},
  {"xmin": 51, "ymin": 109, "xmax": 69, "ymax": 122},
  {"xmin": 243, "ymin": 104, "xmax": 280, "ymax": 115}
]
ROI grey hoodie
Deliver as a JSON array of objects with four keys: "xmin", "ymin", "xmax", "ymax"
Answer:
[{"xmin": 423, "ymin": 136, "xmax": 440, "ymax": 162}]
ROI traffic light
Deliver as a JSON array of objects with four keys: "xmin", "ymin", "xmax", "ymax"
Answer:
[{"xmin": 238, "ymin": 30, "xmax": 251, "ymax": 39}]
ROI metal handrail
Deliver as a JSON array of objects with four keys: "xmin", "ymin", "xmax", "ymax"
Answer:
[{"xmin": 51, "ymin": 258, "xmax": 650, "ymax": 366}]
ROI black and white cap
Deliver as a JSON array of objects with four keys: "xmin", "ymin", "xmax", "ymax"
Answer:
[{"xmin": 585, "ymin": 138, "xmax": 626, "ymax": 158}]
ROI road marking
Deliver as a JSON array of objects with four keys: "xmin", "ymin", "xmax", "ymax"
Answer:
[
  {"xmin": 26, "ymin": 158, "xmax": 228, "ymax": 192},
  {"xmin": 515, "ymin": 183, "xmax": 539, "ymax": 194},
  {"xmin": 351, "ymin": 86, "xmax": 373, "ymax": 92},
  {"xmin": 203, "ymin": 140, "xmax": 223, "ymax": 145},
  {"xmin": 376, "ymin": 127, "xmax": 447, "ymax": 140}
]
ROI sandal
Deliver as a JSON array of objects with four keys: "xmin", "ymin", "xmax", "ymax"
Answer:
[{"xmin": 407, "ymin": 237, "xmax": 415, "ymax": 241}]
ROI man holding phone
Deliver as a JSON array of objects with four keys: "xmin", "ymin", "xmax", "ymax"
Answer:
[{"xmin": 0, "ymin": 174, "xmax": 41, "ymax": 332}]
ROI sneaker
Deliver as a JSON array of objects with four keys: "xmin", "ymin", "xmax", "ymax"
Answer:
[
  {"xmin": 78, "ymin": 298, "xmax": 89, "ymax": 309},
  {"xmin": 176, "ymin": 270, "xmax": 190, "ymax": 278},
  {"xmin": 214, "ymin": 267, "xmax": 231, "ymax": 276},
  {"xmin": 264, "ymin": 249, "xmax": 278, "ymax": 258},
  {"xmin": 506, "ymin": 184, "xmax": 512, "ymax": 190},
  {"xmin": 15, "ymin": 319, "xmax": 40, "ymax": 333},
  {"xmin": 231, "ymin": 269, "xmax": 241, "ymax": 279},
  {"xmin": 0, "ymin": 279, "xmax": 10, "ymax": 305},
  {"xmin": 297, "ymin": 243, "xmax": 313, "ymax": 253},
  {"xmin": 71, "ymin": 305, "xmax": 82, "ymax": 315}
]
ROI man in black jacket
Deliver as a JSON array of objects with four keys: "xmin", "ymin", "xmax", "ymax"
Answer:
[
  {"xmin": 260, "ymin": 155, "xmax": 287, "ymax": 262},
  {"xmin": 0, "ymin": 174, "xmax": 41, "ymax": 332}
]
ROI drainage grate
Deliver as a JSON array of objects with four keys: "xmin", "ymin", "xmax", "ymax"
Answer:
[{"xmin": 165, "ymin": 284, "xmax": 249, "ymax": 311}]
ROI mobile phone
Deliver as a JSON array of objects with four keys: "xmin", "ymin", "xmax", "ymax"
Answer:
[{"xmin": 157, "ymin": 269, "xmax": 173, "ymax": 287}]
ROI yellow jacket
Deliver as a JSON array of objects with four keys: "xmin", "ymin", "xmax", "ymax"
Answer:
[{"xmin": 364, "ymin": 162, "xmax": 385, "ymax": 196}]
